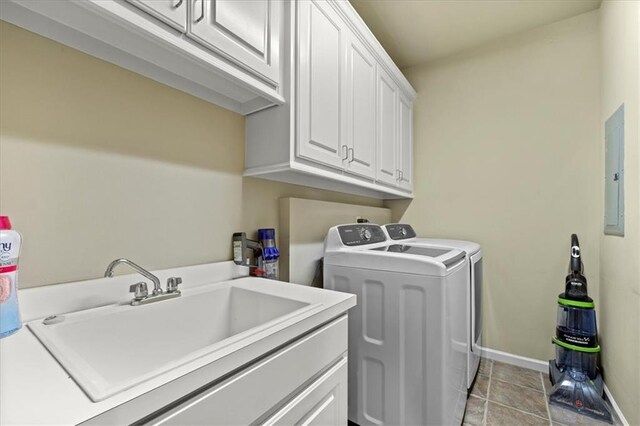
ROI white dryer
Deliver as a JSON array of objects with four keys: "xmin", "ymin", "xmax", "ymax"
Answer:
[
  {"xmin": 323, "ymin": 224, "xmax": 468, "ymax": 426},
  {"xmin": 383, "ymin": 224, "xmax": 483, "ymax": 391}
]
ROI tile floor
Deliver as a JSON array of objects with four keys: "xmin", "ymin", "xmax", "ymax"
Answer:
[{"xmin": 463, "ymin": 359, "xmax": 621, "ymax": 426}]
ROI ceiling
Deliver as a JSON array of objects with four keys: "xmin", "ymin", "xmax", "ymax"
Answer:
[{"xmin": 350, "ymin": 0, "xmax": 602, "ymax": 69}]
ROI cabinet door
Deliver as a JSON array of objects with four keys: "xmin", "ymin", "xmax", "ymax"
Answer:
[
  {"xmin": 398, "ymin": 92, "xmax": 413, "ymax": 191},
  {"xmin": 146, "ymin": 317, "xmax": 348, "ymax": 425},
  {"xmin": 376, "ymin": 65, "xmax": 399, "ymax": 186},
  {"xmin": 344, "ymin": 32, "xmax": 376, "ymax": 179},
  {"xmin": 297, "ymin": 0, "xmax": 347, "ymax": 170},
  {"xmin": 188, "ymin": 0, "xmax": 281, "ymax": 87},
  {"xmin": 262, "ymin": 356, "xmax": 347, "ymax": 426},
  {"xmin": 127, "ymin": 0, "xmax": 187, "ymax": 32}
]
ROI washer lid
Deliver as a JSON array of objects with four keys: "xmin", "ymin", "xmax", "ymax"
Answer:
[
  {"xmin": 323, "ymin": 224, "xmax": 468, "ymax": 276},
  {"xmin": 370, "ymin": 245, "xmax": 466, "ymax": 267},
  {"xmin": 382, "ymin": 223, "xmax": 481, "ymax": 255},
  {"xmin": 410, "ymin": 238, "xmax": 481, "ymax": 255}
]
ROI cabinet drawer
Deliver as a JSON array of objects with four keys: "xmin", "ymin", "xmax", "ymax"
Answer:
[
  {"xmin": 146, "ymin": 315, "xmax": 348, "ymax": 425},
  {"xmin": 261, "ymin": 355, "xmax": 347, "ymax": 426}
]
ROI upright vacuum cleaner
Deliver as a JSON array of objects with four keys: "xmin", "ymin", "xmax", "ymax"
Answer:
[{"xmin": 549, "ymin": 234, "xmax": 613, "ymax": 423}]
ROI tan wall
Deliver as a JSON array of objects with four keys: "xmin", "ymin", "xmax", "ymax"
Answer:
[
  {"xmin": 387, "ymin": 11, "xmax": 601, "ymax": 362},
  {"xmin": 0, "ymin": 22, "xmax": 382, "ymax": 288},
  {"xmin": 279, "ymin": 198, "xmax": 391, "ymax": 285},
  {"xmin": 599, "ymin": 1, "xmax": 640, "ymax": 423}
]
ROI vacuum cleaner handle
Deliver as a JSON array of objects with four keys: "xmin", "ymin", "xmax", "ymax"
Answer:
[{"xmin": 570, "ymin": 234, "xmax": 581, "ymax": 273}]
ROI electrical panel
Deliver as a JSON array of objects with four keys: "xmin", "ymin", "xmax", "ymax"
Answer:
[{"xmin": 604, "ymin": 104, "xmax": 624, "ymax": 236}]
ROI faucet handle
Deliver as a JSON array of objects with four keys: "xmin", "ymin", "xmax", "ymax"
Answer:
[
  {"xmin": 129, "ymin": 282, "xmax": 148, "ymax": 299},
  {"xmin": 166, "ymin": 277, "xmax": 182, "ymax": 293}
]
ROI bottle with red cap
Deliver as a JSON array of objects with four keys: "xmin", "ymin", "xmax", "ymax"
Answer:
[{"xmin": 0, "ymin": 216, "xmax": 22, "ymax": 338}]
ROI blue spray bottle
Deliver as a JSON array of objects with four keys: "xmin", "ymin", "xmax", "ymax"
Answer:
[{"xmin": 258, "ymin": 228, "xmax": 279, "ymax": 280}]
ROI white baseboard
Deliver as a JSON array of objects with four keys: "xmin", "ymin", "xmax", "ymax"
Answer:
[
  {"xmin": 604, "ymin": 383, "xmax": 630, "ymax": 426},
  {"xmin": 480, "ymin": 346, "xmax": 629, "ymax": 426},
  {"xmin": 480, "ymin": 346, "xmax": 548, "ymax": 373}
]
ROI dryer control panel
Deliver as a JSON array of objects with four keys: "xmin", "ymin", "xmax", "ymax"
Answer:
[
  {"xmin": 338, "ymin": 224, "xmax": 386, "ymax": 246},
  {"xmin": 385, "ymin": 224, "xmax": 417, "ymax": 240}
]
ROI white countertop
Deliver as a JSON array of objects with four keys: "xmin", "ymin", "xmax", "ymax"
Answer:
[{"xmin": 0, "ymin": 261, "xmax": 355, "ymax": 425}]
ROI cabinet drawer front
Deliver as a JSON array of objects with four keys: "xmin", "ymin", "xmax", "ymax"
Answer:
[
  {"xmin": 262, "ymin": 355, "xmax": 347, "ymax": 426},
  {"xmin": 147, "ymin": 316, "xmax": 348, "ymax": 425}
]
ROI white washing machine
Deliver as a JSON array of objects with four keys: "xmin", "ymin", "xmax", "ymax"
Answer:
[
  {"xmin": 323, "ymin": 224, "xmax": 468, "ymax": 426},
  {"xmin": 383, "ymin": 224, "xmax": 483, "ymax": 391}
]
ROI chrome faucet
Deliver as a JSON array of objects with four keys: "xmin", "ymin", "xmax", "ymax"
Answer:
[
  {"xmin": 104, "ymin": 258, "xmax": 182, "ymax": 306},
  {"xmin": 105, "ymin": 258, "xmax": 163, "ymax": 294}
]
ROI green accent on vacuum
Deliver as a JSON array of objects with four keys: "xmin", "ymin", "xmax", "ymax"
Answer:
[
  {"xmin": 552, "ymin": 337, "xmax": 601, "ymax": 353},
  {"xmin": 557, "ymin": 297, "xmax": 595, "ymax": 309}
]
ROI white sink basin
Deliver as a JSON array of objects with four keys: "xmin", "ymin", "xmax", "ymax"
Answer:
[{"xmin": 27, "ymin": 284, "xmax": 315, "ymax": 401}]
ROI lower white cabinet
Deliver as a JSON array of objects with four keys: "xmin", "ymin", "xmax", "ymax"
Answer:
[
  {"xmin": 143, "ymin": 315, "xmax": 348, "ymax": 425},
  {"xmin": 262, "ymin": 357, "xmax": 347, "ymax": 425}
]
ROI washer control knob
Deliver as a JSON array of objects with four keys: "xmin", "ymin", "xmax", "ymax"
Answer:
[
  {"xmin": 400, "ymin": 227, "xmax": 408, "ymax": 237},
  {"xmin": 360, "ymin": 228, "xmax": 372, "ymax": 241}
]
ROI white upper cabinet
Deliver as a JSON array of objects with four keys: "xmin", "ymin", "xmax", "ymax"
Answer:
[
  {"xmin": 297, "ymin": 1, "xmax": 377, "ymax": 179},
  {"xmin": 244, "ymin": 1, "xmax": 416, "ymax": 200},
  {"xmin": 375, "ymin": 66, "xmax": 414, "ymax": 192},
  {"xmin": 187, "ymin": 0, "xmax": 281, "ymax": 87},
  {"xmin": 1, "ymin": 0, "xmax": 413, "ymax": 197},
  {"xmin": 297, "ymin": 0, "xmax": 346, "ymax": 170},
  {"xmin": 126, "ymin": 0, "xmax": 187, "ymax": 32},
  {"xmin": 398, "ymin": 92, "xmax": 413, "ymax": 191},
  {"xmin": 376, "ymin": 65, "xmax": 399, "ymax": 187},
  {"xmin": 344, "ymin": 31, "xmax": 377, "ymax": 179},
  {"xmin": 1, "ymin": 0, "xmax": 285, "ymax": 114}
]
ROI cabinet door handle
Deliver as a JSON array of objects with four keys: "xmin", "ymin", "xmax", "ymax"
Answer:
[
  {"xmin": 348, "ymin": 148, "xmax": 355, "ymax": 163},
  {"xmin": 194, "ymin": 0, "xmax": 205, "ymax": 23},
  {"xmin": 173, "ymin": 0, "xmax": 183, "ymax": 8},
  {"xmin": 399, "ymin": 170, "xmax": 404, "ymax": 182},
  {"xmin": 396, "ymin": 169, "xmax": 401, "ymax": 181},
  {"xmin": 342, "ymin": 145, "xmax": 349, "ymax": 161}
]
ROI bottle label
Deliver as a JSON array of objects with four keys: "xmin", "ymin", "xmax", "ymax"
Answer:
[
  {"xmin": 233, "ymin": 241, "xmax": 243, "ymax": 264},
  {"xmin": 0, "ymin": 236, "xmax": 19, "ymax": 267},
  {"xmin": 0, "ymin": 251, "xmax": 17, "ymax": 267},
  {"xmin": 0, "ymin": 274, "xmax": 12, "ymax": 303},
  {"xmin": 0, "ymin": 251, "xmax": 18, "ymax": 304}
]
